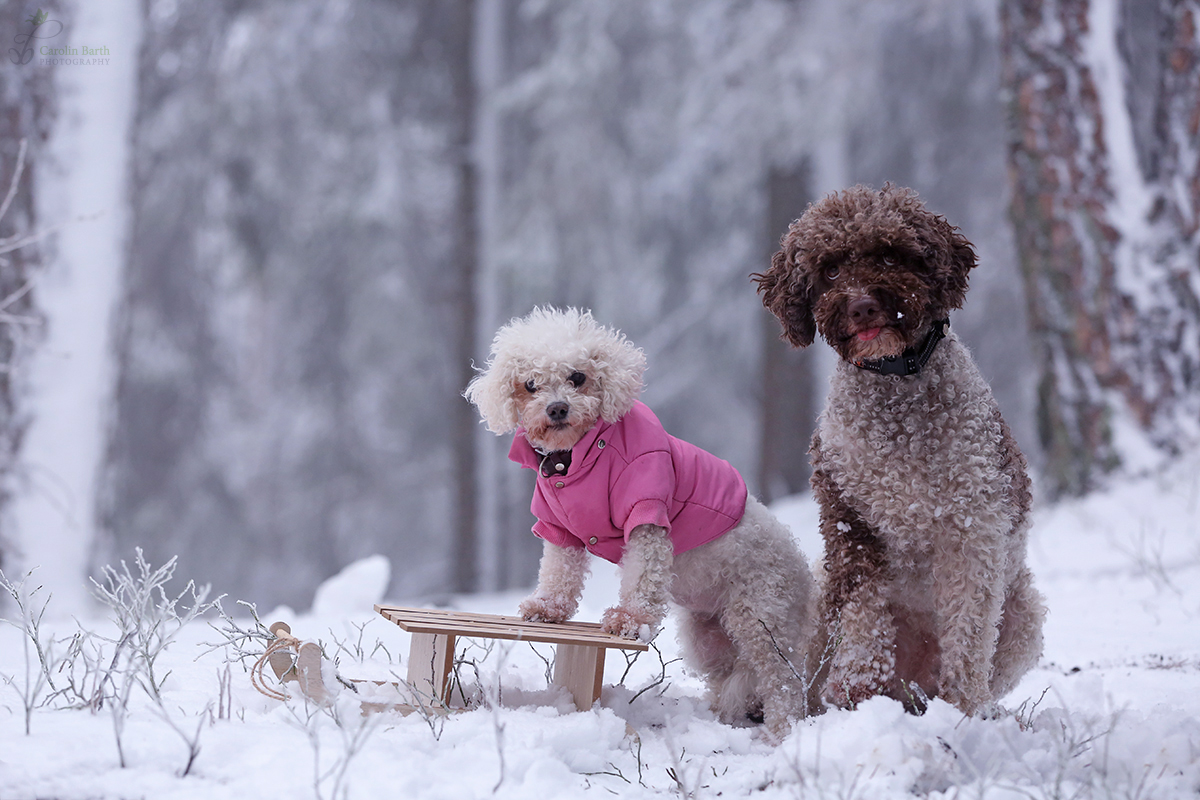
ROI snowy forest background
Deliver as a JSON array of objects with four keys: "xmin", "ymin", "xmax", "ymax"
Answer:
[{"xmin": 0, "ymin": 0, "xmax": 1197, "ymax": 614}]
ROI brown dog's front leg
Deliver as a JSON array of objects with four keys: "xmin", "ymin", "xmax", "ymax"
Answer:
[
  {"xmin": 930, "ymin": 528, "xmax": 1004, "ymax": 715},
  {"xmin": 811, "ymin": 465, "xmax": 896, "ymax": 709},
  {"xmin": 602, "ymin": 524, "xmax": 673, "ymax": 640}
]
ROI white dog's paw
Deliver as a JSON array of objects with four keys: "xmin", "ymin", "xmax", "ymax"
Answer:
[
  {"xmin": 519, "ymin": 594, "xmax": 575, "ymax": 624},
  {"xmin": 600, "ymin": 605, "xmax": 657, "ymax": 641}
]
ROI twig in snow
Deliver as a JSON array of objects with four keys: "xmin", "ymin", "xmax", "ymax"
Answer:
[
  {"xmin": 629, "ymin": 641, "xmax": 682, "ymax": 704},
  {"xmin": 0, "ymin": 568, "xmax": 62, "ymax": 734}
]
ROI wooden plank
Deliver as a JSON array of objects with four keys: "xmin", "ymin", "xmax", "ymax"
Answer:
[
  {"xmin": 375, "ymin": 605, "xmax": 605, "ymax": 630},
  {"xmin": 388, "ymin": 621, "xmax": 644, "ymax": 649},
  {"xmin": 553, "ymin": 643, "xmax": 606, "ymax": 712},
  {"xmin": 406, "ymin": 631, "xmax": 456, "ymax": 704},
  {"xmin": 376, "ymin": 606, "xmax": 648, "ymax": 649},
  {"xmin": 375, "ymin": 605, "xmax": 648, "ymax": 651},
  {"xmin": 294, "ymin": 641, "xmax": 329, "ymax": 705},
  {"xmin": 377, "ymin": 608, "xmax": 605, "ymax": 635},
  {"xmin": 344, "ymin": 678, "xmax": 458, "ymax": 718}
]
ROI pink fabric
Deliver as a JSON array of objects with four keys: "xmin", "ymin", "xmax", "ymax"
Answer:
[{"xmin": 508, "ymin": 402, "xmax": 748, "ymax": 564}]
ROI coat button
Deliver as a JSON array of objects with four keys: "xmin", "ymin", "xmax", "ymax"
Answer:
[
  {"xmin": 588, "ymin": 536, "xmax": 598, "ymax": 545},
  {"xmin": 598, "ymin": 440, "xmax": 605, "ymax": 448},
  {"xmin": 555, "ymin": 481, "xmax": 564, "ymax": 488}
]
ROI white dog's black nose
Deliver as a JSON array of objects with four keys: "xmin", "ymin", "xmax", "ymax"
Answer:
[{"xmin": 546, "ymin": 401, "xmax": 570, "ymax": 423}]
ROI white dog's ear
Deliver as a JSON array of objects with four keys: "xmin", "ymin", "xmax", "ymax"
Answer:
[
  {"xmin": 593, "ymin": 333, "xmax": 646, "ymax": 422},
  {"xmin": 464, "ymin": 366, "xmax": 520, "ymax": 434}
]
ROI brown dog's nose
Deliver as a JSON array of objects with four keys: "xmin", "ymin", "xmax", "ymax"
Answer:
[
  {"xmin": 847, "ymin": 296, "xmax": 882, "ymax": 324},
  {"xmin": 546, "ymin": 401, "xmax": 570, "ymax": 423}
]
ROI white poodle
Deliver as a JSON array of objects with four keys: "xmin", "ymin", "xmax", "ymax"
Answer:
[{"xmin": 465, "ymin": 307, "xmax": 816, "ymax": 737}]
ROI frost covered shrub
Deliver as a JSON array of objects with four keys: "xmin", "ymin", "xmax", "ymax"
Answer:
[
  {"xmin": 0, "ymin": 568, "xmax": 60, "ymax": 734},
  {"xmin": 73, "ymin": 549, "xmax": 220, "ymax": 773}
]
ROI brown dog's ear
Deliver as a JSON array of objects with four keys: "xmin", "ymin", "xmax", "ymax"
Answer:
[
  {"xmin": 754, "ymin": 248, "xmax": 816, "ymax": 348},
  {"xmin": 939, "ymin": 228, "xmax": 976, "ymax": 311},
  {"xmin": 917, "ymin": 210, "xmax": 977, "ymax": 313}
]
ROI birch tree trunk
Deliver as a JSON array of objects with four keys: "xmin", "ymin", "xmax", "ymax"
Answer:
[{"xmin": 1001, "ymin": 0, "xmax": 1200, "ymax": 497}]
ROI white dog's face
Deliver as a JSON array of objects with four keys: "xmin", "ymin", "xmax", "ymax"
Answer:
[
  {"xmin": 513, "ymin": 365, "xmax": 604, "ymax": 452},
  {"xmin": 465, "ymin": 307, "xmax": 647, "ymax": 450}
]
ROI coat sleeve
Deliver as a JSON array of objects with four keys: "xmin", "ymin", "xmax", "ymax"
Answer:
[
  {"xmin": 610, "ymin": 450, "xmax": 674, "ymax": 539},
  {"xmin": 532, "ymin": 518, "xmax": 584, "ymax": 550}
]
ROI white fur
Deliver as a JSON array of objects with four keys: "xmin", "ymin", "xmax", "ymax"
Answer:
[
  {"xmin": 519, "ymin": 543, "xmax": 590, "ymax": 624},
  {"xmin": 465, "ymin": 307, "xmax": 819, "ymax": 740},
  {"xmin": 465, "ymin": 307, "xmax": 646, "ymax": 435}
]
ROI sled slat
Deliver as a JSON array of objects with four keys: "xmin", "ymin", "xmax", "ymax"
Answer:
[{"xmin": 374, "ymin": 605, "xmax": 648, "ymax": 651}]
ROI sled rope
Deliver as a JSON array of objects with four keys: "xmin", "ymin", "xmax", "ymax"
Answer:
[{"xmin": 251, "ymin": 631, "xmax": 300, "ymax": 701}]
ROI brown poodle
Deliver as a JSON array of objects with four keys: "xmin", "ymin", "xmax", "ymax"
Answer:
[{"xmin": 754, "ymin": 184, "xmax": 1045, "ymax": 716}]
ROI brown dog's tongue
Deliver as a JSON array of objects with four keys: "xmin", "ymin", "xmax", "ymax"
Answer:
[{"xmin": 857, "ymin": 327, "xmax": 882, "ymax": 341}]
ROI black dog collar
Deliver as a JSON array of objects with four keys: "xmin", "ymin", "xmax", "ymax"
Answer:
[
  {"xmin": 853, "ymin": 319, "xmax": 949, "ymax": 377},
  {"xmin": 538, "ymin": 449, "xmax": 573, "ymax": 477}
]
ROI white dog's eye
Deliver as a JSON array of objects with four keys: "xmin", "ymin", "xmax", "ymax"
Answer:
[
  {"xmin": 568, "ymin": 371, "xmax": 586, "ymax": 388},
  {"xmin": 524, "ymin": 379, "xmax": 537, "ymax": 393}
]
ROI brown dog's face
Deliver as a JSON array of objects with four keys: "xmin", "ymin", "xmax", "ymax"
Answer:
[
  {"xmin": 805, "ymin": 245, "xmax": 936, "ymax": 363},
  {"xmin": 513, "ymin": 366, "xmax": 605, "ymax": 452},
  {"xmin": 754, "ymin": 184, "xmax": 976, "ymax": 363}
]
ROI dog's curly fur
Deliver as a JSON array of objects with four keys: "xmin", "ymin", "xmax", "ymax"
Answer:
[
  {"xmin": 466, "ymin": 307, "xmax": 817, "ymax": 738},
  {"xmin": 755, "ymin": 184, "xmax": 1046, "ymax": 716},
  {"xmin": 466, "ymin": 307, "xmax": 647, "ymax": 451}
]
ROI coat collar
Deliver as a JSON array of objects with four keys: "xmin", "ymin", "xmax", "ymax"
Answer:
[{"xmin": 508, "ymin": 416, "xmax": 615, "ymax": 477}]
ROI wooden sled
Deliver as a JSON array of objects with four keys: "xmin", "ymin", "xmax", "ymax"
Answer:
[
  {"xmin": 263, "ymin": 607, "xmax": 648, "ymax": 714},
  {"xmin": 375, "ymin": 605, "xmax": 648, "ymax": 712}
]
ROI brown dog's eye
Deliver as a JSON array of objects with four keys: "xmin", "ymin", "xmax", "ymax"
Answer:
[
  {"xmin": 524, "ymin": 379, "xmax": 537, "ymax": 393},
  {"xmin": 824, "ymin": 264, "xmax": 840, "ymax": 281},
  {"xmin": 568, "ymin": 371, "xmax": 586, "ymax": 388},
  {"xmin": 882, "ymin": 255, "xmax": 897, "ymax": 267}
]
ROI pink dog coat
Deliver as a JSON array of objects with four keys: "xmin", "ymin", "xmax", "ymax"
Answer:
[{"xmin": 508, "ymin": 401, "xmax": 748, "ymax": 563}]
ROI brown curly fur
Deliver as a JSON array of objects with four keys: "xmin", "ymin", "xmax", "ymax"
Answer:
[
  {"xmin": 756, "ymin": 183, "xmax": 975, "ymax": 362},
  {"xmin": 755, "ymin": 184, "xmax": 1045, "ymax": 716}
]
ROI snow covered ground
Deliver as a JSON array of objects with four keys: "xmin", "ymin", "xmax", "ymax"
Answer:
[{"xmin": 2, "ymin": 452, "xmax": 1199, "ymax": 799}]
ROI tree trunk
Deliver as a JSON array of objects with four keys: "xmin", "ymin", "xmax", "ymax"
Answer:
[
  {"xmin": 1000, "ymin": 0, "xmax": 1200, "ymax": 497},
  {"xmin": 760, "ymin": 162, "xmax": 817, "ymax": 502},
  {"xmin": 0, "ymin": 4, "xmax": 63, "ymax": 571},
  {"xmin": 449, "ymin": 0, "xmax": 480, "ymax": 594}
]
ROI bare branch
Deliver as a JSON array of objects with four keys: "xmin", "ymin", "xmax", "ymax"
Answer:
[{"xmin": 0, "ymin": 139, "xmax": 28, "ymax": 225}]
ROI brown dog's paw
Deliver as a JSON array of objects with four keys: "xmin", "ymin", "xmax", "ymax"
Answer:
[
  {"xmin": 600, "ymin": 606, "xmax": 656, "ymax": 640},
  {"xmin": 519, "ymin": 594, "xmax": 575, "ymax": 624},
  {"xmin": 822, "ymin": 668, "xmax": 889, "ymax": 710},
  {"xmin": 823, "ymin": 639, "xmax": 896, "ymax": 709},
  {"xmin": 823, "ymin": 680, "xmax": 871, "ymax": 710},
  {"xmin": 937, "ymin": 683, "xmax": 991, "ymax": 718}
]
